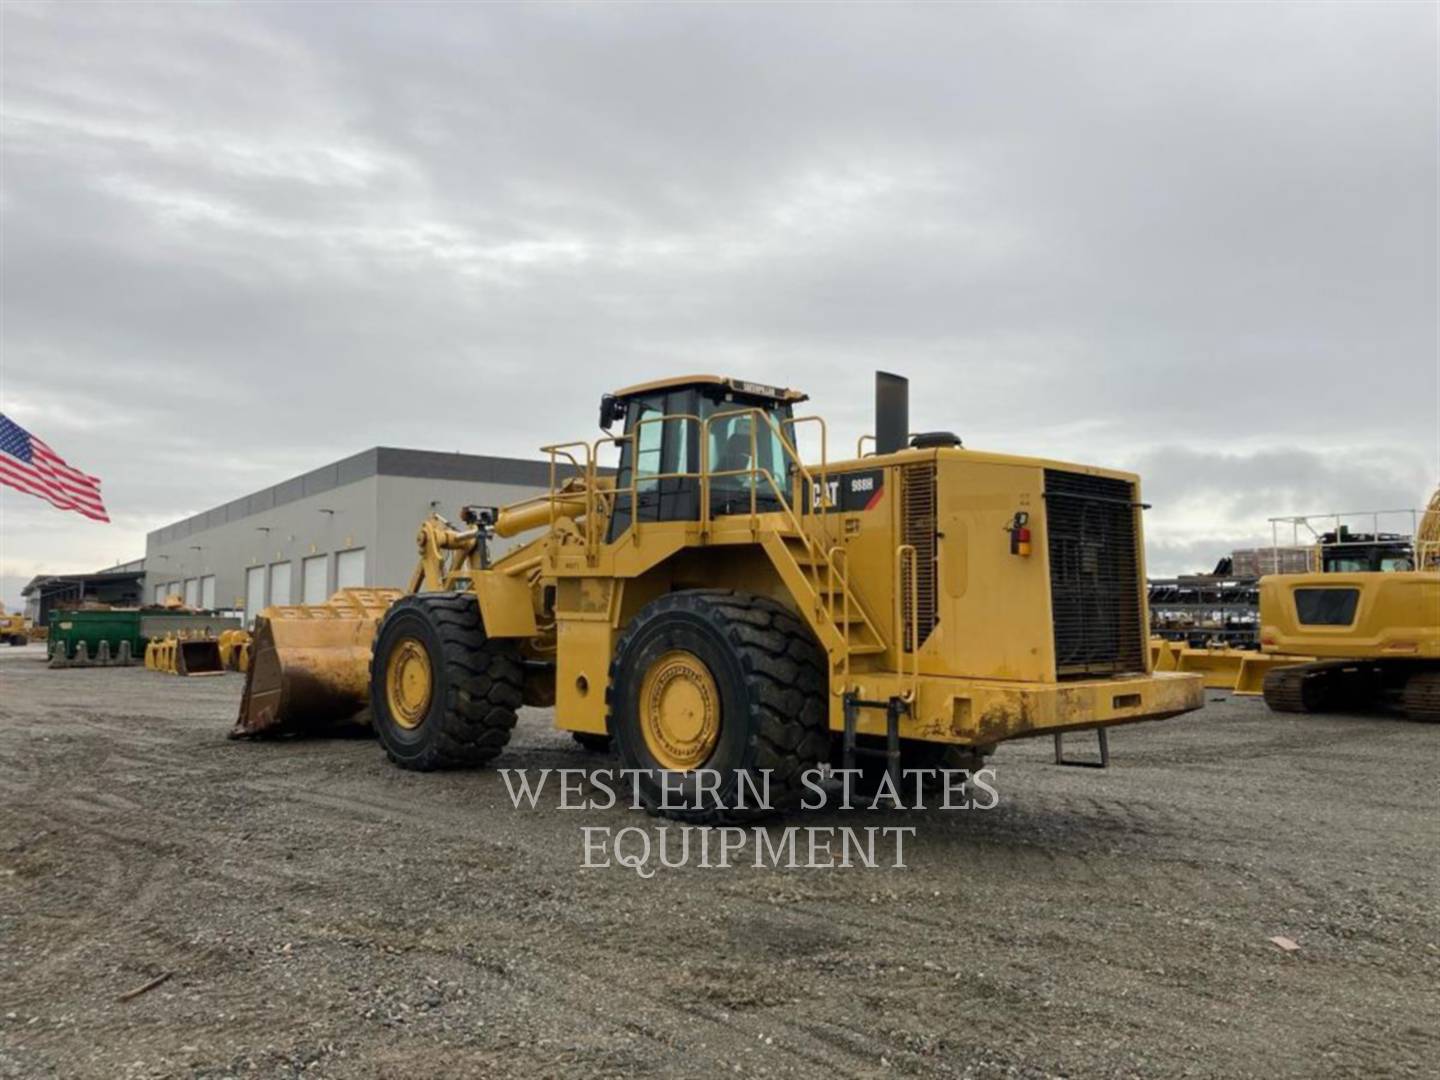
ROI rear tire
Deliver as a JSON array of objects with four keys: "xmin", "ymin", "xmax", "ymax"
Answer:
[
  {"xmin": 608, "ymin": 590, "xmax": 828, "ymax": 823},
  {"xmin": 370, "ymin": 593, "xmax": 523, "ymax": 770}
]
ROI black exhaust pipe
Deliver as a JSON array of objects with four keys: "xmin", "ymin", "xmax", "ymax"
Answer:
[{"xmin": 875, "ymin": 371, "xmax": 909, "ymax": 455}]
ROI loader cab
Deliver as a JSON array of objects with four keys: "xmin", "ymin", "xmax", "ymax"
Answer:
[{"xmin": 601, "ymin": 376, "xmax": 806, "ymax": 540}]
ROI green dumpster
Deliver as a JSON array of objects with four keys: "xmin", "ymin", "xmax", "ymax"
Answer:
[{"xmin": 47, "ymin": 609, "xmax": 144, "ymax": 662}]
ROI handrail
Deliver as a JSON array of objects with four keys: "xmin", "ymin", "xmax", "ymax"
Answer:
[
  {"xmin": 539, "ymin": 441, "xmax": 594, "ymax": 563},
  {"xmin": 541, "ymin": 405, "xmax": 888, "ymax": 670},
  {"xmin": 610, "ymin": 413, "xmax": 704, "ymax": 549},
  {"xmin": 785, "ymin": 413, "xmax": 830, "ymax": 520},
  {"xmin": 894, "ymin": 544, "xmax": 919, "ymax": 703},
  {"xmin": 856, "ymin": 433, "xmax": 922, "ymax": 458},
  {"xmin": 827, "ymin": 545, "xmax": 851, "ymax": 692},
  {"xmin": 698, "ymin": 406, "xmax": 890, "ymax": 665},
  {"xmin": 701, "ymin": 406, "xmax": 827, "ymax": 540}
]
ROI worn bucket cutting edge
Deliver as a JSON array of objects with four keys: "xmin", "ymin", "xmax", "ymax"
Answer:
[{"xmin": 230, "ymin": 588, "xmax": 401, "ymax": 739}]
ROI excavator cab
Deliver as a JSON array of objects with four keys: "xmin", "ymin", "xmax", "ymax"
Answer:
[{"xmin": 599, "ymin": 375, "xmax": 808, "ymax": 539}]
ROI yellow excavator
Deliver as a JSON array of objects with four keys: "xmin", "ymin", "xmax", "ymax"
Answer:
[
  {"xmin": 1258, "ymin": 486, "xmax": 1440, "ymax": 721},
  {"xmin": 235, "ymin": 372, "xmax": 1204, "ymax": 818}
]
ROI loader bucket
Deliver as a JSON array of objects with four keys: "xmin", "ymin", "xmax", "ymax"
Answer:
[
  {"xmin": 1149, "ymin": 638, "xmax": 1182, "ymax": 672},
  {"xmin": 176, "ymin": 638, "xmax": 225, "ymax": 676},
  {"xmin": 1174, "ymin": 647, "xmax": 1246, "ymax": 690},
  {"xmin": 230, "ymin": 587, "xmax": 402, "ymax": 739},
  {"xmin": 217, "ymin": 629, "xmax": 251, "ymax": 672}
]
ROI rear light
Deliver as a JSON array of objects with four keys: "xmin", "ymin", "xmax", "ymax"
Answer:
[{"xmin": 1008, "ymin": 512, "xmax": 1031, "ymax": 557}]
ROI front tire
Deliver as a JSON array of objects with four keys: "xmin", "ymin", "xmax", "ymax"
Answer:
[
  {"xmin": 370, "ymin": 593, "xmax": 523, "ymax": 770},
  {"xmin": 607, "ymin": 590, "xmax": 828, "ymax": 823}
]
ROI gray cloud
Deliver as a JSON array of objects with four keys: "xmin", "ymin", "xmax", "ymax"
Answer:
[{"xmin": 2, "ymin": 2, "xmax": 1436, "ymax": 603}]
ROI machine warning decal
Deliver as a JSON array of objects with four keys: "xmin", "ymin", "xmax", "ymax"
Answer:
[{"xmin": 809, "ymin": 469, "xmax": 885, "ymax": 513}]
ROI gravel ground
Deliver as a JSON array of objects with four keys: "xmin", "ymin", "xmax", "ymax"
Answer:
[{"xmin": 1, "ymin": 643, "xmax": 1437, "ymax": 1079}]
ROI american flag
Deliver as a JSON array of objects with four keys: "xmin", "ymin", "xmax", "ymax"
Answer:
[{"xmin": 0, "ymin": 414, "xmax": 109, "ymax": 523}]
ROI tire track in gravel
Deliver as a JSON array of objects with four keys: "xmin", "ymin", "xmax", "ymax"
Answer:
[
  {"xmin": 0, "ymin": 807, "xmax": 180, "ymax": 986},
  {"xmin": 6, "ymin": 654, "xmax": 1439, "ymax": 1078}
]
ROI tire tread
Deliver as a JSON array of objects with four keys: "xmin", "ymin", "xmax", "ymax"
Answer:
[{"xmin": 371, "ymin": 592, "xmax": 522, "ymax": 770}]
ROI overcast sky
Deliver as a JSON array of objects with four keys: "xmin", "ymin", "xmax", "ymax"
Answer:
[{"xmin": 2, "ymin": 2, "xmax": 1436, "ymax": 608}]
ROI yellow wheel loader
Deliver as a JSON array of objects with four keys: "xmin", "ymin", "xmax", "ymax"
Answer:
[
  {"xmin": 1258, "ymin": 487, "xmax": 1440, "ymax": 721},
  {"xmin": 238, "ymin": 372, "xmax": 1204, "ymax": 818},
  {"xmin": 0, "ymin": 604, "xmax": 29, "ymax": 647}
]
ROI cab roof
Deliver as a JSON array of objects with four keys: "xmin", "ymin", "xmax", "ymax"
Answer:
[{"xmin": 611, "ymin": 374, "xmax": 808, "ymax": 404}]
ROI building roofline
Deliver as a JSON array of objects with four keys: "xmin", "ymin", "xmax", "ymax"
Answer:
[
  {"xmin": 145, "ymin": 447, "xmax": 588, "ymax": 548},
  {"xmin": 21, "ymin": 569, "xmax": 148, "ymax": 596}
]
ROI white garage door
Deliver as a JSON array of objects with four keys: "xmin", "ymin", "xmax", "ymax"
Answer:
[
  {"xmin": 201, "ymin": 575, "xmax": 216, "ymax": 610},
  {"xmin": 269, "ymin": 562, "xmax": 293, "ymax": 607},
  {"xmin": 302, "ymin": 555, "xmax": 328, "ymax": 605},
  {"xmin": 245, "ymin": 566, "xmax": 266, "ymax": 625},
  {"xmin": 184, "ymin": 579, "xmax": 199, "ymax": 609},
  {"xmin": 336, "ymin": 548, "xmax": 365, "ymax": 589},
  {"xmin": 153, "ymin": 584, "xmax": 165, "ymax": 605}
]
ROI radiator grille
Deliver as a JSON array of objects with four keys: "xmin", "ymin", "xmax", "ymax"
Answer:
[
  {"xmin": 901, "ymin": 463, "xmax": 938, "ymax": 651},
  {"xmin": 1044, "ymin": 470, "xmax": 1146, "ymax": 678}
]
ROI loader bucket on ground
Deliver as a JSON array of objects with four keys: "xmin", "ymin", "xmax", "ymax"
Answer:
[
  {"xmin": 230, "ymin": 588, "xmax": 402, "ymax": 739},
  {"xmin": 1174, "ymin": 647, "xmax": 1248, "ymax": 690},
  {"xmin": 176, "ymin": 638, "xmax": 225, "ymax": 676},
  {"xmin": 217, "ymin": 629, "xmax": 252, "ymax": 672}
]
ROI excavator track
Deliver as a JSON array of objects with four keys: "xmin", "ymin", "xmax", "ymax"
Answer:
[
  {"xmin": 1399, "ymin": 671, "xmax": 1440, "ymax": 723},
  {"xmin": 1262, "ymin": 665, "xmax": 1327, "ymax": 713}
]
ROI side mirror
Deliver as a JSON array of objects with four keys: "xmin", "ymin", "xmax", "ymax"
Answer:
[{"xmin": 598, "ymin": 393, "xmax": 625, "ymax": 431}]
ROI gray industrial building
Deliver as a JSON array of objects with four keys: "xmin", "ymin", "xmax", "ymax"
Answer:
[
  {"xmin": 144, "ymin": 447, "xmax": 559, "ymax": 624},
  {"xmin": 21, "ymin": 561, "xmax": 148, "ymax": 624}
]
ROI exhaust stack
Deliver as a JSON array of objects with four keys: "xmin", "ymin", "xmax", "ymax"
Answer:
[{"xmin": 875, "ymin": 371, "xmax": 910, "ymax": 455}]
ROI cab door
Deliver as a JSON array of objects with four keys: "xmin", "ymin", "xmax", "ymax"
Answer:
[{"xmin": 608, "ymin": 389, "xmax": 700, "ymax": 541}]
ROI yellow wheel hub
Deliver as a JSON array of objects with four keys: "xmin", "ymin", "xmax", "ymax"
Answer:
[
  {"xmin": 386, "ymin": 637, "xmax": 433, "ymax": 730},
  {"xmin": 639, "ymin": 650, "xmax": 720, "ymax": 770}
]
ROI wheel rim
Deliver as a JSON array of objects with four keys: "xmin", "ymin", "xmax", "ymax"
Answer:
[
  {"xmin": 386, "ymin": 637, "xmax": 433, "ymax": 730},
  {"xmin": 639, "ymin": 649, "xmax": 721, "ymax": 770}
]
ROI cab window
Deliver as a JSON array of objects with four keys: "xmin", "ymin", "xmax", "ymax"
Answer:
[
  {"xmin": 703, "ymin": 397, "xmax": 793, "ymax": 509},
  {"xmin": 609, "ymin": 389, "xmax": 700, "ymax": 537},
  {"xmin": 607, "ymin": 387, "xmax": 794, "ymax": 539}
]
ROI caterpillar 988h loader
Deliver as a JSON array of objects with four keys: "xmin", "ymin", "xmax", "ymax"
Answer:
[{"xmin": 237, "ymin": 372, "xmax": 1203, "ymax": 818}]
